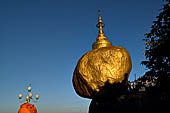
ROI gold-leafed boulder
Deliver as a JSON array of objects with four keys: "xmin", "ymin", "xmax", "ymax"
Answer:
[{"xmin": 72, "ymin": 9, "xmax": 132, "ymax": 99}]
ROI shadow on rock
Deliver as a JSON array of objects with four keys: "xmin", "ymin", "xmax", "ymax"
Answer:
[{"xmin": 89, "ymin": 74, "xmax": 170, "ymax": 113}]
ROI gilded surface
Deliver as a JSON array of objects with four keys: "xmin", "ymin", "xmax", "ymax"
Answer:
[
  {"xmin": 73, "ymin": 46, "xmax": 132, "ymax": 99},
  {"xmin": 72, "ymin": 9, "xmax": 132, "ymax": 99},
  {"xmin": 92, "ymin": 8, "xmax": 112, "ymax": 49}
]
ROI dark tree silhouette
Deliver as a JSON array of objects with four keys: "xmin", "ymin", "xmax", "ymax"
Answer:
[{"xmin": 141, "ymin": 0, "xmax": 170, "ymax": 79}]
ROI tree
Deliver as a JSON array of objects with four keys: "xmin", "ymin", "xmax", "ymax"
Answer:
[{"xmin": 141, "ymin": 0, "xmax": 170, "ymax": 78}]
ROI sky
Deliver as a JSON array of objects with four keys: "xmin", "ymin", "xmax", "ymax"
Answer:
[{"xmin": 0, "ymin": 0, "xmax": 164, "ymax": 113}]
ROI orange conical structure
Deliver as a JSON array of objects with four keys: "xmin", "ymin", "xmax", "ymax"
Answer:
[{"xmin": 18, "ymin": 102, "xmax": 37, "ymax": 113}]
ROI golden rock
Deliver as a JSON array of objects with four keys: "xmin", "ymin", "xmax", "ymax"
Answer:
[
  {"xmin": 73, "ymin": 46, "xmax": 132, "ymax": 98},
  {"xmin": 72, "ymin": 9, "xmax": 132, "ymax": 99}
]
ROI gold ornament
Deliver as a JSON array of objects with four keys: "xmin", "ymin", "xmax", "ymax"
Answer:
[{"xmin": 92, "ymin": 8, "xmax": 112, "ymax": 49}]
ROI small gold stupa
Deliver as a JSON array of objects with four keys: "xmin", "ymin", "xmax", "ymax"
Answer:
[
  {"xmin": 92, "ymin": 8, "xmax": 112, "ymax": 49},
  {"xmin": 73, "ymin": 8, "xmax": 132, "ymax": 99}
]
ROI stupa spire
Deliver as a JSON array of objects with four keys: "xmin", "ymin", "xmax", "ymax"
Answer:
[
  {"xmin": 97, "ymin": 8, "xmax": 105, "ymax": 35},
  {"xmin": 92, "ymin": 8, "xmax": 112, "ymax": 49}
]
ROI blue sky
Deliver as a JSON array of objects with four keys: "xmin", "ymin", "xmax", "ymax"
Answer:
[{"xmin": 0, "ymin": 0, "xmax": 164, "ymax": 113}]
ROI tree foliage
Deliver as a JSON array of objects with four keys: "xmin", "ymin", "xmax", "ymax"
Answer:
[{"xmin": 141, "ymin": 0, "xmax": 170, "ymax": 77}]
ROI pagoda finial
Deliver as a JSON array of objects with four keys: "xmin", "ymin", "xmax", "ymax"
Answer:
[
  {"xmin": 98, "ymin": 8, "xmax": 101, "ymax": 17},
  {"xmin": 92, "ymin": 8, "xmax": 112, "ymax": 49},
  {"xmin": 96, "ymin": 8, "xmax": 105, "ymax": 34}
]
